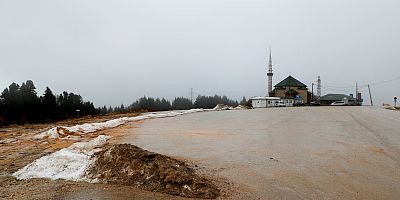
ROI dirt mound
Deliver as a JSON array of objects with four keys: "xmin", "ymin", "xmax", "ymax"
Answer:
[{"xmin": 86, "ymin": 144, "xmax": 220, "ymax": 199}]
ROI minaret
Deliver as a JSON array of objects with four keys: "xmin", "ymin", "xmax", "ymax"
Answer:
[{"xmin": 267, "ymin": 47, "xmax": 273, "ymax": 95}]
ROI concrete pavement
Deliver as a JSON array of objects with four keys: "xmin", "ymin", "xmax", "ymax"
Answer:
[{"xmin": 123, "ymin": 106, "xmax": 400, "ymax": 200}]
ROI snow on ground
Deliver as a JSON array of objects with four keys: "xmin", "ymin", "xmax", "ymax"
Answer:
[
  {"xmin": 213, "ymin": 104, "xmax": 250, "ymax": 111},
  {"xmin": 13, "ymin": 107, "xmax": 248, "ymax": 182},
  {"xmin": 13, "ymin": 109, "xmax": 210, "ymax": 181},
  {"xmin": 13, "ymin": 135, "xmax": 110, "ymax": 181},
  {"xmin": 213, "ymin": 104, "xmax": 233, "ymax": 111},
  {"xmin": 34, "ymin": 109, "xmax": 207, "ymax": 140}
]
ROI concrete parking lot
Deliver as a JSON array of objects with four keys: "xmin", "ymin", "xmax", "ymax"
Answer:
[{"xmin": 123, "ymin": 106, "xmax": 400, "ymax": 200}]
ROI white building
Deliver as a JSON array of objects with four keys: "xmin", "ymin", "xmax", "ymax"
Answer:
[
  {"xmin": 251, "ymin": 97, "xmax": 280, "ymax": 108},
  {"xmin": 251, "ymin": 96, "xmax": 294, "ymax": 108}
]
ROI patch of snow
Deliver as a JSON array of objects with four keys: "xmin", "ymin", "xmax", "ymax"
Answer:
[
  {"xmin": 69, "ymin": 135, "xmax": 110, "ymax": 154},
  {"xmin": 233, "ymin": 105, "xmax": 250, "ymax": 110},
  {"xmin": 13, "ymin": 135, "xmax": 110, "ymax": 181},
  {"xmin": 34, "ymin": 109, "xmax": 208, "ymax": 140},
  {"xmin": 34, "ymin": 127, "xmax": 59, "ymax": 139},
  {"xmin": 213, "ymin": 104, "xmax": 232, "ymax": 111},
  {"xmin": 13, "ymin": 148, "xmax": 91, "ymax": 181},
  {"xmin": 14, "ymin": 109, "xmax": 215, "ymax": 181},
  {"xmin": 13, "ymin": 108, "xmax": 231, "ymax": 182},
  {"xmin": 0, "ymin": 138, "xmax": 17, "ymax": 144}
]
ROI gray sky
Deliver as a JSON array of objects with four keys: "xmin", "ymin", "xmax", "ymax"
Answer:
[{"xmin": 1, "ymin": 0, "xmax": 399, "ymax": 107}]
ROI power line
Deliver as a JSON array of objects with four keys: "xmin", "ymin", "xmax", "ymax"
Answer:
[
  {"xmin": 321, "ymin": 84, "xmax": 355, "ymax": 89},
  {"xmin": 322, "ymin": 87, "xmax": 353, "ymax": 92},
  {"xmin": 320, "ymin": 76, "xmax": 400, "ymax": 89},
  {"xmin": 365, "ymin": 76, "xmax": 400, "ymax": 87}
]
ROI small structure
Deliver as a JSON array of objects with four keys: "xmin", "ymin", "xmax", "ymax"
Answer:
[
  {"xmin": 251, "ymin": 97, "xmax": 279, "ymax": 108},
  {"xmin": 319, "ymin": 94, "xmax": 356, "ymax": 106},
  {"xmin": 251, "ymin": 96, "xmax": 294, "ymax": 108}
]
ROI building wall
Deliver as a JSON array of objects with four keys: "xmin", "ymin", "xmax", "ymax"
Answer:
[
  {"xmin": 275, "ymin": 89, "xmax": 308, "ymax": 103},
  {"xmin": 267, "ymin": 99, "xmax": 280, "ymax": 107},
  {"xmin": 298, "ymin": 90, "xmax": 309, "ymax": 103},
  {"xmin": 251, "ymin": 98, "xmax": 282, "ymax": 108},
  {"xmin": 252, "ymin": 99, "xmax": 267, "ymax": 108},
  {"xmin": 281, "ymin": 99, "xmax": 294, "ymax": 107}
]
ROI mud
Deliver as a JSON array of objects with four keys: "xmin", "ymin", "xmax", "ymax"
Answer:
[{"xmin": 87, "ymin": 144, "xmax": 220, "ymax": 199}]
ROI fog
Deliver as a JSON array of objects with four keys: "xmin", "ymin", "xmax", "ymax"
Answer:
[{"xmin": 1, "ymin": 0, "xmax": 399, "ymax": 106}]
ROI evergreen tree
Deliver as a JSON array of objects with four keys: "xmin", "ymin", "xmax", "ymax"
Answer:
[
  {"xmin": 160, "ymin": 98, "xmax": 171, "ymax": 111},
  {"xmin": 172, "ymin": 97, "xmax": 193, "ymax": 110},
  {"xmin": 42, "ymin": 87, "xmax": 57, "ymax": 121},
  {"xmin": 108, "ymin": 106, "xmax": 113, "ymax": 113},
  {"xmin": 100, "ymin": 105, "xmax": 108, "ymax": 115},
  {"xmin": 194, "ymin": 94, "xmax": 238, "ymax": 109},
  {"xmin": 240, "ymin": 96, "xmax": 247, "ymax": 105},
  {"xmin": 0, "ymin": 81, "xmax": 99, "ymax": 125}
]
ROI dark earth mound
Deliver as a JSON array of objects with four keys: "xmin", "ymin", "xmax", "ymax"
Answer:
[{"xmin": 86, "ymin": 144, "xmax": 220, "ymax": 199}]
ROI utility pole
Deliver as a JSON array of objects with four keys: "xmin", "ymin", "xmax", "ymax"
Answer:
[
  {"xmin": 311, "ymin": 83, "xmax": 314, "ymax": 102},
  {"xmin": 368, "ymin": 84, "xmax": 373, "ymax": 106},
  {"xmin": 355, "ymin": 82, "xmax": 358, "ymax": 105}
]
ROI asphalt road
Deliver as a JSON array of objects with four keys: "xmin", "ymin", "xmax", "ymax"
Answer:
[{"xmin": 123, "ymin": 106, "xmax": 400, "ymax": 200}]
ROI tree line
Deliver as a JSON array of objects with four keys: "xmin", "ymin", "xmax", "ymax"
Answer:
[
  {"xmin": 125, "ymin": 95, "xmax": 240, "ymax": 112},
  {"xmin": 0, "ymin": 80, "xmax": 96, "ymax": 125},
  {"xmin": 0, "ymin": 80, "xmax": 247, "ymax": 126},
  {"xmin": 193, "ymin": 95, "xmax": 239, "ymax": 109},
  {"xmin": 98, "ymin": 95, "xmax": 241, "ymax": 114}
]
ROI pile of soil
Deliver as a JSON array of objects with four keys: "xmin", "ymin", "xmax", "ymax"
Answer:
[{"xmin": 86, "ymin": 144, "xmax": 220, "ymax": 199}]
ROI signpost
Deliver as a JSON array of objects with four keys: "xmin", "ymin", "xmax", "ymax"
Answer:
[{"xmin": 395, "ymin": 97, "xmax": 397, "ymax": 107}]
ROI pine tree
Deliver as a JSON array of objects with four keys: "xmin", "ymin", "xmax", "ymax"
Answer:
[
  {"xmin": 42, "ymin": 87, "xmax": 57, "ymax": 121},
  {"xmin": 240, "ymin": 96, "xmax": 247, "ymax": 105}
]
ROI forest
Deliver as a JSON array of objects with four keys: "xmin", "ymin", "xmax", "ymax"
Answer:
[
  {"xmin": 0, "ymin": 80, "xmax": 246, "ymax": 126},
  {"xmin": 0, "ymin": 80, "xmax": 96, "ymax": 125}
]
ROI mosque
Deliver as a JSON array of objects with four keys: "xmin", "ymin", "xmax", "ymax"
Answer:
[{"xmin": 251, "ymin": 49, "xmax": 311, "ymax": 108}]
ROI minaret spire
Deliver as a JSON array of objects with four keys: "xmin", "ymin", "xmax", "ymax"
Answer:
[
  {"xmin": 267, "ymin": 47, "xmax": 273, "ymax": 95},
  {"xmin": 269, "ymin": 47, "xmax": 272, "ymax": 67}
]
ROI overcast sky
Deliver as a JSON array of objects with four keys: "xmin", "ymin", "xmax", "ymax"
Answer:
[{"xmin": 1, "ymin": 0, "xmax": 399, "ymax": 106}]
